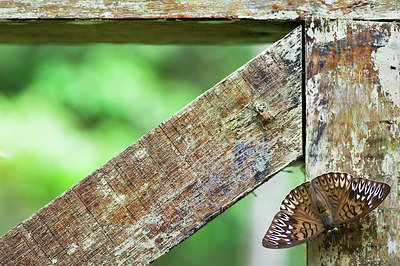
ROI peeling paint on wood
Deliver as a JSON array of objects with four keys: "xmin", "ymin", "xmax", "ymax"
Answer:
[
  {"xmin": 306, "ymin": 18, "xmax": 400, "ymax": 265},
  {"xmin": 0, "ymin": 0, "xmax": 399, "ymax": 20},
  {"xmin": 0, "ymin": 27, "xmax": 302, "ymax": 265}
]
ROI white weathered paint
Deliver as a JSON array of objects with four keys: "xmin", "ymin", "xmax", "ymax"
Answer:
[
  {"xmin": 67, "ymin": 243, "xmax": 78, "ymax": 255},
  {"xmin": 371, "ymin": 24, "xmax": 400, "ymax": 110},
  {"xmin": 306, "ymin": 20, "xmax": 347, "ymax": 43},
  {"xmin": 388, "ymin": 237, "xmax": 398, "ymax": 254},
  {"xmin": 350, "ymin": 129, "xmax": 368, "ymax": 175},
  {"xmin": 267, "ymin": 10, "xmax": 299, "ymax": 20},
  {"xmin": 95, "ymin": 175, "xmax": 127, "ymax": 218},
  {"xmin": 370, "ymin": 85, "xmax": 381, "ymax": 109},
  {"xmin": 382, "ymin": 153, "xmax": 394, "ymax": 175},
  {"xmin": 134, "ymin": 147, "xmax": 147, "ymax": 160},
  {"xmin": 114, "ymin": 194, "xmax": 126, "ymax": 205},
  {"xmin": 82, "ymin": 237, "xmax": 95, "ymax": 250},
  {"xmin": 1, "ymin": 0, "xmax": 400, "ymax": 20}
]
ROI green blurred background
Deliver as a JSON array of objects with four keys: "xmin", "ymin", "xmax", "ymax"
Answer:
[{"xmin": 0, "ymin": 44, "xmax": 305, "ymax": 265}]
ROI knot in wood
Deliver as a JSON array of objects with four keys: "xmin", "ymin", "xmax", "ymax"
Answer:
[
  {"xmin": 254, "ymin": 101, "xmax": 274, "ymax": 124},
  {"xmin": 259, "ymin": 111, "xmax": 273, "ymax": 124}
]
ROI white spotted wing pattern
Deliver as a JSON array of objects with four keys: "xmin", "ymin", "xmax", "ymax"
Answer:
[{"xmin": 262, "ymin": 172, "xmax": 391, "ymax": 249}]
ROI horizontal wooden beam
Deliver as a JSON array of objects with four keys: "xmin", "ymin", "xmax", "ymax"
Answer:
[
  {"xmin": 1, "ymin": 0, "xmax": 399, "ymax": 20},
  {"xmin": 1, "ymin": 0, "xmax": 399, "ymax": 43},
  {"xmin": 0, "ymin": 19, "xmax": 297, "ymax": 44},
  {"xmin": 0, "ymin": 27, "xmax": 303, "ymax": 264}
]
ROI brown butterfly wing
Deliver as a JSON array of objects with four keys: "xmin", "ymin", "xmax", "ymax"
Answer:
[
  {"xmin": 263, "ymin": 182, "xmax": 325, "ymax": 248},
  {"xmin": 311, "ymin": 172, "xmax": 352, "ymax": 212},
  {"xmin": 263, "ymin": 172, "xmax": 391, "ymax": 249},
  {"xmin": 334, "ymin": 177, "xmax": 391, "ymax": 225}
]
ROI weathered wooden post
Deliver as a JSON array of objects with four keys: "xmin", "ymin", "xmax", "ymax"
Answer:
[{"xmin": 306, "ymin": 18, "xmax": 400, "ymax": 264}]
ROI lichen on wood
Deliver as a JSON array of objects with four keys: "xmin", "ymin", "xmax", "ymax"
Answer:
[
  {"xmin": 0, "ymin": 27, "xmax": 303, "ymax": 265},
  {"xmin": 305, "ymin": 18, "xmax": 400, "ymax": 265}
]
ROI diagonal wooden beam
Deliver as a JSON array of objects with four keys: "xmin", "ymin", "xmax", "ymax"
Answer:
[
  {"xmin": 0, "ymin": 27, "xmax": 303, "ymax": 264},
  {"xmin": 305, "ymin": 18, "xmax": 400, "ymax": 264}
]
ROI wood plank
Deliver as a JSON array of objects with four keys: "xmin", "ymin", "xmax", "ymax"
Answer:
[
  {"xmin": 0, "ymin": 27, "xmax": 303, "ymax": 265},
  {"xmin": 1, "ymin": 0, "xmax": 400, "ymax": 43},
  {"xmin": 1, "ymin": 0, "xmax": 399, "ymax": 20},
  {"xmin": 305, "ymin": 18, "xmax": 400, "ymax": 265}
]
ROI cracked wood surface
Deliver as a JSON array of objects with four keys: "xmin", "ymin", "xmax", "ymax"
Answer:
[
  {"xmin": 0, "ymin": 27, "xmax": 302, "ymax": 265},
  {"xmin": 305, "ymin": 18, "xmax": 400, "ymax": 265}
]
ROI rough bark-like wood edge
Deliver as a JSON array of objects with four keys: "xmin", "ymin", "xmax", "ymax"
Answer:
[
  {"xmin": 305, "ymin": 18, "xmax": 400, "ymax": 265},
  {"xmin": 0, "ymin": 0, "xmax": 399, "ymax": 20},
  {"xmin": 0, "ymin": 27, "xmax": 303, "ymax": 265}
]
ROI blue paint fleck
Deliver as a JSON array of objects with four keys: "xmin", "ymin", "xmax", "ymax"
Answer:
[
  {"xmin": 251, "ymin": 151, "xmax": 270, "ymax": 183},
  {"xmin": 233, "ymin": 142, "xmax": 254, "ymax": 166}
]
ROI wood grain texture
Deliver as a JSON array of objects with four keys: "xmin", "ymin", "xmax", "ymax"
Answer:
[
  {"xmin": 305, "ymin": 18, "xmax": 400, "ymax": 265},
  {"xmin": 0, "ymin": 0, "xmax": 399, "ymax": 20},
  {"xmin": 0, "ymin": 27, "xmax": 303, "ymax": 265}
]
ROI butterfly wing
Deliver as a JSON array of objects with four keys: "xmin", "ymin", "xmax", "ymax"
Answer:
[
  {"xmin": 263, "ymin": 182, "xmax": 325, "ymax": 248},
  {"xmin": 334, "ymin": 177, "xmax": 391, "ymax": 225},
  {"xmin": 263, "ymin": 172, "xmax": 391, "ymax": 248},
  {"xmin": 311, "ymin": 172, "xmax": 352, "ymax": 212}
]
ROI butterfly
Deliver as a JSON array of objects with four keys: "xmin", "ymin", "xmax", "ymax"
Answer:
[{"xmin": 262, "ymin": 172, "xmax": 391, "ymax": 249}]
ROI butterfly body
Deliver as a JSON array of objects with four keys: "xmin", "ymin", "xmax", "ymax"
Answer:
[
  {"xmin": 263, "ymin": 172, "xmax": 391, "ymax": 249},
  {"xmin": 310, "ymin": 182, "xmax": 336, "ymax": 230}
]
